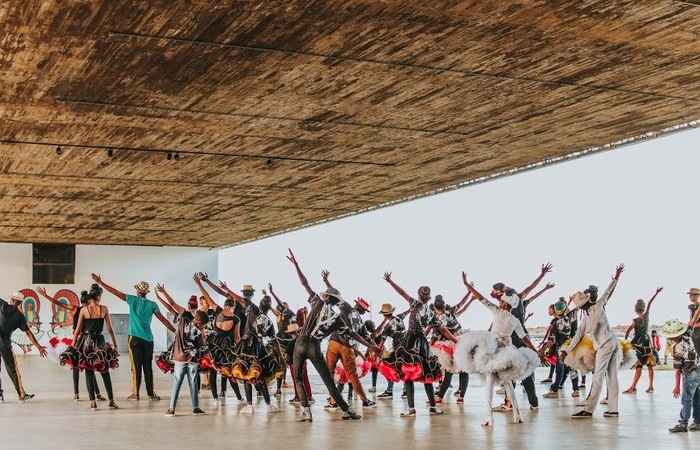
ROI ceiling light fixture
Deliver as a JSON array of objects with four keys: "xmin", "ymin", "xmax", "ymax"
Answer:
[
  {"xmin": 167, "ymin": 152, "xmax": 172, "ymax": 160},
  {"xmin": 56, "ymin": 146, "xmax": 62, "ymax": 155},
  {"xmin": 267, "ymin": 157, "xmax": 273, "ymax": 168},
  {"xmin": 174, "ymin": 152, "xmax": 180, "ymax": 161},
  {"xmin": 107, "ymin": 149, "xmax": 113, "ymax": 157}
]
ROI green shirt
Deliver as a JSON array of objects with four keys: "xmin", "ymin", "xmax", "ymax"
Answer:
[{"xmin": 126, "ymin": 294, "xmax": 160, "ymax": 341}]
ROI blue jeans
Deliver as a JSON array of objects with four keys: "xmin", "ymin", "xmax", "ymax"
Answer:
[
  {"xmin": 169, "ymin": 362, "xmax": 199, "ymax": 410},
  {"xmin": 679, "ymin": 367, "xmax": 700, "ymax": 427}
]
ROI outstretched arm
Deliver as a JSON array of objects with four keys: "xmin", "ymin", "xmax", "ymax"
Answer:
[
  {"xmin": 36, "ymin": 286, "xmax": 77, "ymax": 311},
  {"xmin": 645, "ymin": 286, "xmax": 663, "ymax": 315},
  {"xmin": 155, "ymin": 291, "xmax": 178, "ymax": 317},
  {"xmin": 321, "ymin": 270, "xmax": 334, "ymax": 290},
  {"xmin": 155, "ymin": 311, "xmax": 176, "ymax": 334},
  {"xmin": 599, "ymin": 264, "xmax": 625, "ymax": 306},
  {"xmin": 91, "ymin": 273, "xmax": 126, "ymax": 301},
  {"xmin": 383, "ymin": 272, "xmax": 411, "ymax": 303},
  {"xmin": 194, "ymin": 273, "xmax": 220, "ymax": 309},
  {"xmin": 25, "ymin": 329, "xmax": 47, "ymax": 357},
  {"xmin": 525, "ymin": 282, "xmax": 555, "ymax": 305},
  {"xmin": 287, "ymin": 249, "xmax": 315, "ymax": 297},
  {"xmin": 155, "ymin": 284, "xmax": 185, "ymax": 318},
  {"xmin": 624, "ymin": 322, "xmax": 634, "ymax": 340},
  {"xmin": 519, "ymin": 263, "xmax": 553, "ymax": 299},
  {"xmin": 268, "ymin": 283, "xmax": 287, "ymax": 310}
]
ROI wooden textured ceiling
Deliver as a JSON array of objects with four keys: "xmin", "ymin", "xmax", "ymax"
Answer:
[{"xmin": 1, "ymin": 0, "xmax": 699, "ymax": 247}]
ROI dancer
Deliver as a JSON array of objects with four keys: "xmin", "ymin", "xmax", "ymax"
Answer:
[
  {"xmin": 158, "ymin": 286, "xmax": 209, "ymax": 417},
  {"xmin": 623, "ymin": 286, "xmax": 663, "ymax": 394},
  {"xmin": 223, "ymin": 284, "xmax": 282, "ymax": 414},
  {"xmin": 38, "ymin": 286, "xmax": 106, "ymax": 401},
  {"xmin": 321, "ymin": 271, "xmax": 375, "ymax": 408},
  {"xmin": 287, "ymin": 249, "xmax": 378, "ymax": 422},
  {"xmin": 382, "ymin": 272, "xmax": 458, "ymax": 417},
  {"xmin": 364, "ymin": 319, "xmax": 381, "ymax": 394},
  {"xmin": 456, "ymin": 273, "xmax": 544, "ymax": 426},
  {"xmin": 561, "ymin": 264, "xmax": 625, "ymax": 419},
  {"xmin": 374, "ymin": 303, "xmax": 409, "ymax": 399},
  {"xmin": 0, "ymin": 293, "xmax": 46, "ymax": 402},
  {"xmin": 661, "ymin": 319, "xmax": 700, "ymax": 433},
  {"xmin": 285, "ymin": 323, "xmax": 314, "ymax": 404},
  {"xmin": 430, "ymin": 293, "xmax": 474, "ymax": 405},
  {"xmin": 542, "ymin": 299, "xmax": 579, "ymax": 398},
  {"xmin": 193, "ymin": 275, "xmax": 244, "ymax": 402},
  {"xmin": 491, "ymin": 264, "xmax": 553, "ymax": 412},
  {"xmin": 91, "ymin": 274, "xmax": 176, "ymax": 400},
  {"xmin": 61, "ymin": 287, "xmax": 119, "ymax": 410},
  {"xmin": 269, "ymin": 283, "xmax": 296, "ymax": 396}
]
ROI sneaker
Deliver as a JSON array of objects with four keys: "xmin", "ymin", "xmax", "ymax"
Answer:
[
  {"xmin": 297, "ymin": 407, "xmax": 313, "ymax": 422},
  {"xmin": 540, "ymin": 378, "xmax": 553, "ymax": 384},
  {"xmin": 342, "ymin": 408, "xmax": 361, "ymax": 420},
  {"xmin": 571, "ymin": 390, "xmax": 580, "ymax": 398},
  {"xmin": 274, "ymin": 390, "xmax": 282, "ymax": 398},
  {"xmin": 324, "ymin": 403, "xmax": 339, "ymax": 409},
  {"xmin": 576, "ymin": 399, "xmax": 587, "ymax": 407},
  {"xmin": 669, "ymin": 424, "xmax": 688, "ymax": 433},
  {"xmin": 571, "ymin": 410, "xmax": 593, "ymax": 419},
  {"xmin": 108, "ymin": 401, "xmax": 119, "ymax": 409},
  {"xmin": 401, "ymin": 392, "xmax": 407, "ymax": 399},
  {"xmin": 492, "ymin": 403, "xmax": 512, "ymax": 412},
  {"xmin": 435, "ymin": 396, "xmax": 443, "ymax": 404},
  {"xmin": 377, "ymin": 392, "xmax": 393, "ymax": 399},
  {"xmin": 127, "ymin": 394, "xmax": 140, "ymax": 401},
  {"xmin": 240, "ymin": 404, "xmax": 254, "ymax": 414},
  {"xmin": 164, "ymin": 408, "xmax": 175, "ymax": 417},
  {"xmin": 362, "ymin": 400, "xmax": 376, "ymax": 407},
  {"xmin": 579, "ymin": 383, "xmax": 586, "ymax": 389},
  {"xmin": 219, "ymin": 391, "xmax": 226, "ymax": 398},
  {"xmin": 454, "ymin": 390, "xmax": 460, "ymax": 397},
  {"xmin": 688, "ymin": 423, "xmax": 700, "ymax": 431},
  {"xmin": 148, "ymin": 395, "xmax": 161, "ymax": 401},
  {"xmin": 193, "ymin": 408, "xmax": 206, "ymax": 416},
  {"xmin": 456, "ymin": 397, "xmax": 464, "ymax": 404},
  {"xmin": 308, "ymin": 397, "xmax": 316, "ymax": 403},
  {"xmin": 88, "ymin": 402, "xmax": 98, "ymax": 411},
  {"xmin": 18, "ymin": 394, "xmax": 35, "ymax": 402},
  {"xmin": 603, "ymin": 411, "xmax": 619, "ymax": 418},
  {"xmin": 495, "ymin": 387, "xmax": 506, "ymax": 395},
  {"xmin": 543, "ymin": 390, "xmax": 559, "ymax": 399},
  {"xmin": 96, "ymin": 394, "xmax": 107, "ymax": 401},
  {"xmin": 368, "ymin": 387, "xmax": 377, "ymax": 393},
  {"xmin": 600, "ymin": 398, "xmax": 608, "ymax": 405},
  {"xmin": 429, "ymin": 406, "xmax": 444, "ymax": 415},
  {"xmin": 400, "ymin": 408, "xmax": 416, "ymax": 418},
  {"xmin": 289, "ymin": 397, "xmax": 301, "ymax": 403},
  {"xmin": 267, "ymin": 404, "xmax": 279, "ymax": 413}
]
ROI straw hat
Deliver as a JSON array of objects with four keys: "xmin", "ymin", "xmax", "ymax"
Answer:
[
  {"xmin": 687, "ymin": 288, "xmax": 700, "ymax": 295},
  {"xmin": 134, "ymin": 281, "xmax": 150, "ymax": 294},
  {"xmin": 659, "ymin": 319, "xmax": 687, "ymax": 338},
  {"xmin": 379, "ymin": 303, "xmax": 395, "ymax": 315},
  {"xmin": 571, "ymin": 291, "xmax": 591, "ymax": 308},
  {"xmin": 10, "ymin": 291, "xmax": 23, "ymax": 302},
  {"xmin": 286, "ymin": 323, "xmax": 300, "ymax": 334},
  {"xmin": 241, "ymin": 284, "xmax": 255, "ymax": 293}
]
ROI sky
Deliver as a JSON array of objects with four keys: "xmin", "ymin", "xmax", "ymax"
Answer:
[{"xmin": 219, "ymin": 126, "xmax": 700, "ymax": 330}]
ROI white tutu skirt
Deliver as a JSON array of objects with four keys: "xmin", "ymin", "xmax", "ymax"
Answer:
[
  {"xmin": 454, "ymin": 330, "xmax": 539, "ymax": 383},
  {"xmin": 563, "ymin": 336, "xmax": 637, "ymax": 375}
]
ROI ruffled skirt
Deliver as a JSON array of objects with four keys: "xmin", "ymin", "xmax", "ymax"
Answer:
[
  {"xmin": 59, "ymin": 333, "xmax": 119, "ymax": 373},
  {"xmin": 46, "ymin": 336, "xmax": 73, "ymax": 367},
  {"xmin": 156, "ymin": 343, "xmax": 175, "ymax": 374},
  {"xmin": 453, "ymin": 330, "xmax": 540, "ymax": 383},
  {"xmin": 231, "ymin": 337, "xmax": 283, "ymax": 384},
  {"xmin": 378, "ymin": 332, "xmax": 442, "ymax": 383},
  {"xmin": 208, "ymin": 334, "xmax": 239, "ymax": 379},
  {"xmin": 334, "ymin": 356, "xmax": 372, "ymax": 384},
  {"xmin": 563, "ymin": 336, "xmax": 637, "ymax": 374}
]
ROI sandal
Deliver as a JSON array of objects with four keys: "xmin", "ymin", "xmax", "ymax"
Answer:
[
  {"xmin": 646, "ymin": 388, "xmax": 654, "ymax": 393},
  {"xmin": 623, "ymin": 388, "xmax": 637, "ymax": 394}
]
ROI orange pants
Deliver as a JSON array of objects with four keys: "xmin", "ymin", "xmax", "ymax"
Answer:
[{"xmin": 326, "ymin": 340, "xmax": 367, "ymax": 404}]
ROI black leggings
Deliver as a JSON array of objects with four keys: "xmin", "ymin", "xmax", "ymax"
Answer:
[
  {"xmin": 405, "ymin": 380, "xmax": 435, "ymax": 409},
  {"xmin": 276, "ymin": 366, "xmax": 287, "ymax": 390},
  {"xmin": 371, "ymin": 367, "xmax": 378, "ymax": 387},
  {"xmin": 213, "ymin": 370, "xmax": 242, "ymax": 399},
  {"xmin": 244, "ymin": 381, "xmax": 271, "ymax": 404},
  {"xmin": 73, "ymin": 367, "xmax": 101, "ymax": 396},
  {"xmin": 437, "ymin": 372, "xmax": 469, "ymax": 399},
  {"xmin": 128, "ymin": 336, "xmax": 155, "ymax": 397},
  {"xmin": 85, "ymin": 370, "xmax": 114, "ymax": 401},
  {"xmin": 293, "ymin": 336, "xmax": 348, "ymax": 411}
]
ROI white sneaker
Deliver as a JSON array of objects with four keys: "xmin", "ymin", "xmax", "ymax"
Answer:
[
  {"xmin": 600, "ymin": 398, "xmax": 608, "ymax": 405},
  {"xmin": 267, "ymin": 404, "xmax": 279, "ymax": 413},
  {"xmin": 576, "ymin": 399, "xmax": 587, "ymax": 407},
  {"xmin": 297, "ymin": 407, "xmax": 313, "ymax": 422},
  {"xmin": 240, "ymin": 404, "xmax": 254, "ymax": 414}
]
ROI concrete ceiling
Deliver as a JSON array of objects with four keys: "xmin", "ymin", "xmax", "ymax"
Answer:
[{"xmin": 1, "ymin": 0, "xmax": 699, "ymax": 248}]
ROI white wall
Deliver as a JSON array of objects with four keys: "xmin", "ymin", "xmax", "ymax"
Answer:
[{"xmin": 0, "ymin": 243, "xmax": 218, "ymax": 350}]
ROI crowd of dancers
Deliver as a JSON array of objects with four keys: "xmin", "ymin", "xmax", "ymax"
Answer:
[{"xmin": 1, "ymin": 249, "xmax": 699, "ymax": 432}]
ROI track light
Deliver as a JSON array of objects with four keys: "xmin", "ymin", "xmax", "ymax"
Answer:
[
  {"xmin": 267, "ymin": 157, "xmax": 273, "ymax": 168},
  {"xmin": 107, "ymin": 149, "xmax": 113, "ymax": 157},
  {"xmin": 167, "ymin": 152, "xmax": 172, "ymax": 160},
  {"xmin": 56, "ymin": 146, "xmax": 62, "ymax": 155},
  {"xmin": 174, "ymin": 152, "xmax": 180, "ymax": 161}
]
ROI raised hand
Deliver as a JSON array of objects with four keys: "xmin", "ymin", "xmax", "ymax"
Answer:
[
  {"xmin": 462, "ymin": 271, "xmax": 468, "ymax": 285},
  {"xmin": 91, "ymin": 273, "xmax": 102, "ymax": 284},
  {"xmin": 321, "ymin": 270, "xmax": 330, "ymax": 281},
  {"xmin": 268, "ymin": 283, "xmax": 274, "ymax": 293},
  {"xmin": 541, "ymin": 263, "xmax": 553, "ymax": 275},
  {"xmin": 37, "ymin": 286, "xmax": 47, "ymax": 297},
  {"xmin": 656, "ymin": 286, "xmax": 663, "ymax": 294},
  {"xmin": 287, "ymin": 249, "xmax": 297, "ymax": 265},
  {"xmin": 545, "ymin": 282, "xmax": 555, "ymax": 290},
  {"xmin": 383, "ymin": 272, "xmax": 392, "ymax": 282},
  {"xmin": 262, "ymin": 289, "xmax": 268, "ymax": 295},
  {"xmin": 155, "ymin": 283, "xmax": 165, "ymax": 293},
  {"xmin": 614, "ymin": 263, "xmax": 625, "ymax": 280}
]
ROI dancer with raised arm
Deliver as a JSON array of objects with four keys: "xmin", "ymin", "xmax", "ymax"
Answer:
[
  {"xmin": 561, "ymin": 264, "xmax": 625, "ymax": 419},
  {"xmin": 624, "ymin": 286, "xmax": 663, "ymax": 394},
  {"xmin": 382, "ymin": 272, "xmax": 458, "ymax": 417},
  {"xmin": 455, "ymin": 272, "xmax": 545, "ymax": 426}
]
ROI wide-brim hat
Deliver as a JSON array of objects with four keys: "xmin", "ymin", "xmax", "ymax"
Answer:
[
  {"xmin": 10, "ymin": 291, "xmax": 23, "ymax": 302},
  {"xmin": 687, "ymin": 287, "xmax": 700, "ymax": 295},
  {"xmin": 659, "ymin": 319, "xmax": 687, "ymax": 338},
  {"xmin": 379, "ymin": 303, "xmax": 395, "ymax": 315},
  {"xmin": 553, "ymin": 300, "xmax": 568, "ymax": 315},
  {"xmin": 241, "ymin": 284, "xmax": 255, "ymax": 293},
  {"xmin": 322, "ymin": 287, "xmax": 343, "ymax": 303},
  {"xmin": 571, "ymin": 291, "xmax": 591, "ymax": 308},
  {"xmin": 355, "ymin": 297, "xmax": 370, "ymax": 311},
  {"xmin": 134, "ymin": 281, "xmax": 150, "ymax": 294},
  {"xmin": 286, "ymin": 323, "xmax": 300, "ymax": 334},
  {"xmin": 500, "ymin": 293, "xmax": 519, "ymax": 309}
]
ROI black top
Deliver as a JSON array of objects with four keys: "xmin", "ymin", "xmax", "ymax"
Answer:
[
  {"xmin": 0, "ymin": 299, "xmax": 28, "ymax": 341},
  {"xmin": 276, "ymin": 307, "xmax": 297, "ymax": 340},
  {"xmin": 213, "ymin": 313, "xmax": 240, "ymax": 339},
  {"xmin": 631, "ymin": 313, "xmax": 650, "ymax": 346}
]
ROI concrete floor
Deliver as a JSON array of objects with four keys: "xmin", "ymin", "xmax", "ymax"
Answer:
[{"xmin": 1, "ymin": 355, "xmax": 698, "ymax": 449}]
